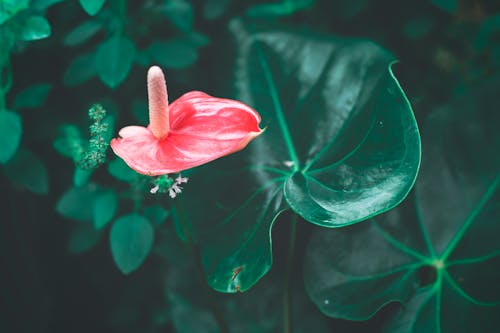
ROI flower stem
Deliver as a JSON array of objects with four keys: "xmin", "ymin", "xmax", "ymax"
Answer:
[
  {"xmin": 172, "ymin": 200, "xmax": 229, "ymax": 333},
  {"xmin": 283, "ymin": 214, "xmax": 298, "ymax": 333}
]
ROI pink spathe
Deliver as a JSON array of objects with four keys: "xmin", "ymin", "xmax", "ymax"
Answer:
[{"xmin": 110, "ymin": 66, "xmax": 263, "ymax": 176}]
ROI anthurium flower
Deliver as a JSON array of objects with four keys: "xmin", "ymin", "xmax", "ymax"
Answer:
[{"xmin": 110, "ymin": 66, "xmax": 263, "ymax": 176}]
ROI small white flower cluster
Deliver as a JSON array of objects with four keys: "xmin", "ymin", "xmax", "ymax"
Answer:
[
  {"xmin": 168, "ymin": 175, "xmax": 189, "ymax": 198},
  {"xmin": 149, "ymin": 174, "xmax": 189, "ymax": 198}
]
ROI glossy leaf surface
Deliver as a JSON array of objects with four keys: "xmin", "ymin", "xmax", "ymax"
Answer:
[
  {"xmin": 0, "ymin": 110, "xmax": 22, "ymax": 164},
  {"xmin": 304, "ymin": 81, "xmax": 500, "ymax": 331},
  {"xmin": 180, "ymin": 20, "xmax": 420, "ymax": 293},
  {"xmin": 110, "ymin": 214, "xmax": 154, "ymax": 274}
]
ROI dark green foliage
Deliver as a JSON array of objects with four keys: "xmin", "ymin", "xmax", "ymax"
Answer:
[
  {"xmin": 180, "ymin": 19, "xmax": 420, "ymax": 293},
  {"xmin": 304, "ymin": 80, "xmax": 500, "ymax": 331}
]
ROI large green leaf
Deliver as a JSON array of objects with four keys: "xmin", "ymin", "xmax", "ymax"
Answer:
[
  {"xmin": 95, "ymin": 36, "xmax": 136, "ymax": 88},
  {"xmin": 179, "ymin": 20, "xmax": 420, "ymax": 293},
  {"xmin": 0, "ymin": 110, "xmax": 22, "ymax": 164},
  {"xmin": 303, "ymin": 80, "xmax": 500, "ymax": 331},
  {"xmin": 110, "ymin": 214, "xmax": 154, "ymax": 274}
]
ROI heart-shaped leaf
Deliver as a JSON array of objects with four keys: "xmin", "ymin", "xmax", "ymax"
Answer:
[
  {"xmin": 110, "ymin": 214, "xmax": 154, "ymax": 274},
  {"xmin": 179, "ymin": 20, "xmax": 420, "ymax": 293},
  {"xmin": 304, "ymin": 80, "xmax": 500, "ymax": 331}
]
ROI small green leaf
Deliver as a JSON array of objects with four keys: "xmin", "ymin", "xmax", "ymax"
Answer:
[
  {"xmin": 110, "ymin": 214, "xmax": 154, "ymax": 274},
  {"xmin": 0, "ymin": 110, "xmax": 22, "ymax": 164},
  {"xmin": 56, "ymin": 184, "xmax": 100, "ymax": 221},
  {"xmin": 108, "ymin": 158, "xmax": 137, "ymax": 182},
  {"xmin": 68, "ymin": 223, "xmax": 102, "ymax": 254},
  {"xmin": 79, "ymin": 0, "xmax": 106, "ymax": 16},
  {"xmin": 64, "ymin": 53, "xmax": 97, "ymax": 86},
  {"xmin": 0, "ymin": 0, "xmax": 29, "ymax": 25},
  {"xmin": 146, "ymin": 39, "xmax": 198, "ymax": 69},
  {"xmin": 93, "ymin": 190, "xmax": 118, "ymax": 229},
  {"xmin": 3, "ymin": 149, "xmax": 49, "ymax": 195},
  {"xmin": 19, "ymin": 16, "xmax": 51, "ymax": 41},
  {"xmin": 63, "ymin": 20, "xmax": 102, "ymax": 47},
  {"xmin": 430, "ymin": 0, "xmax": 457, "ymax": 13},
  {"xmin": 95, "ymin": 36, "xmax": 136, "ymax": 88},
  {"xmin": 13, "ymin": 83, "xmax": 52, "ymax": 109}
]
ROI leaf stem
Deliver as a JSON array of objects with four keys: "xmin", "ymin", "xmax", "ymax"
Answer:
[
  {"xmin": 283, "ymin": 214, "xmax": 298, "ymax": 333},
  {"xmin": 172, "ymin": 200, "xmax": 229, "ymax": 333}
]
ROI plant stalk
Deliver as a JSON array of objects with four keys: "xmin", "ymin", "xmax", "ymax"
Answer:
[
  {"xmin": 172, "ymin": 200, "xmax": 229, "ymax": 333},
  {"xmin": 283, "ymin": 214, "xmax": 298, "ymax": 333}
]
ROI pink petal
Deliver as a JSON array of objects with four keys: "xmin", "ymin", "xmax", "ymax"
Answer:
[
  {"xmin": 164, "ymin": 91, "xmax": 262, "ymax": 169},
  {"xmin": 111, "ymin": 92, "xmax": 262, "ymax": 176},
  {"xmin": 110, "ymin": 127, "xmax": 170, "ymax": 175}
]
